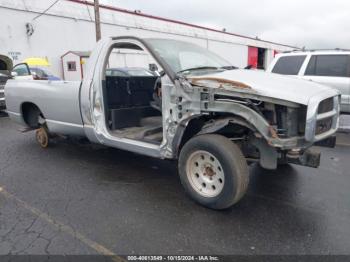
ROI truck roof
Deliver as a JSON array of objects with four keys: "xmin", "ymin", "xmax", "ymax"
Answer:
[{"xmin": 280, "ymin": 49, "xmax": 350, "ymax": 56}]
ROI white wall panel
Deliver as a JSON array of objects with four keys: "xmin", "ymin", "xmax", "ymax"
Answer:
[
  {"xmin": 0, "ymin": 0, "xmax": 295, "ymax": 78},
  {"xmin": 208, "ymin": 41, "xmax": 248, "ymax": 68}
]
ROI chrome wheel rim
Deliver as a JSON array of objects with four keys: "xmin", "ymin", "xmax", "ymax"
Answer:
[{"xmin": 186, "ymin": 150, "xmax": 225, "ymax": 197}]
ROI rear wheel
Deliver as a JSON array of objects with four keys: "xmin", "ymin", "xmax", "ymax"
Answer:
[
  {"xmin": 179, "ymin": 134, "xmax": 249, "ymax": 210},
  {"xmin": 36, "ymin": 127, "xmax": 50, "ymax": 148}
]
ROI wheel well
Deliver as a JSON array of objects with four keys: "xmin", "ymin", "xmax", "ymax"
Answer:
[
  {"xmin": 178, "ymin": 117, "xmax": 206, "ymax": 152},
  {"xmin": 176, "ymin": 115, "xmax": 254, "ymax": 156},
  {"xmin": 21, "ymin": 102, "xmax": 44, "ymax": 128}
]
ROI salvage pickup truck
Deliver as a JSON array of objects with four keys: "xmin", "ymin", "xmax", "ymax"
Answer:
[{"xmin": 5, "ymin": 37, "xmax": 340, "ymax": 209}]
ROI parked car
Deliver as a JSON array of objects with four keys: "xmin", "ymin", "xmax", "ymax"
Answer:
[
  {"xmin": 11, "ymin": 64, "xmax": 60, "ymax": 81},
  {"xmin": 29, "ymin": 67, "xmax": 61, "ymax": 81},
  {"xmin": 267, "ymin": 50, "xmax": 350, "ymax": 113},
  {"xmin": 0, "ymin": 54, "xmax": 13, "ymax": 110},
  {"xmin": 106, "ymin": 67, "xmax": 156, "ymax": 77},
  {"xmin": 5, "ymin": 37, "xmax": 340, "ymax": 209},
  {"xmin": 11, "ymin": 63, "xmax": 34, "ymax": 80},
  {"xmin": 0, "ymin": 73, "xmax": 9, "ymax": 110}
]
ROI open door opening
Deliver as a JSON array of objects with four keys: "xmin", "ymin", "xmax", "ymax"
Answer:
[
  {"xmin": 102, "ymin": 42, "xmax": 163, "ymax": 145},
  {"xmin": 257, "ymin": 48, "xmax": 266, "ymax": 69},
  {"xmin": 247, "ymin": 46, "xmax": 267, "ymax": 70}
]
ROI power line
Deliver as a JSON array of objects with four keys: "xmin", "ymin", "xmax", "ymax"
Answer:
[
  {"xmin": 32, "ymin": 0, "xmax": 61, "ymax": 21},
  {"xmin": 85, "ymin": 1, "xmax": 93, "ymax": 21}
]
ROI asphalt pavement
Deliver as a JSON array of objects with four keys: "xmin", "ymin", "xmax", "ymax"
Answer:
[{"xmin": 0, "ymin": 112, "xmax": 350, "ymax": 256}]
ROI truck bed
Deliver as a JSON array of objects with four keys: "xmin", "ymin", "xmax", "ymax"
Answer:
[{"xmin": 5, "ymin": 79, "xmax": 84, "ymax": 136}]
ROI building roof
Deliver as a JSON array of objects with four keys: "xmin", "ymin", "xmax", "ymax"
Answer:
[
  {"xmin": 67, "ymin": 0, "xmax": 298, "ymax": 49},
  {"xmin": 61, "ymin": 51, "xmax": 91, "ymax": 58}
]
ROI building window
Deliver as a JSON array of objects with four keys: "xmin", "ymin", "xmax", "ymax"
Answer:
[{"xmin": 67, "ymin": 61, "xmax": 76, "ymax": 71}]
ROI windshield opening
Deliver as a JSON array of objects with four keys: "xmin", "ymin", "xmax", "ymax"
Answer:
[{"xmin": 146, "ymin": 39, "xmax": 233, "ymax": 75}]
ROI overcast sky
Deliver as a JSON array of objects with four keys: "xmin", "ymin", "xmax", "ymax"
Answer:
[{"xmin": 99, "ymin": 0, "xmax": 350, "ymax": 49}]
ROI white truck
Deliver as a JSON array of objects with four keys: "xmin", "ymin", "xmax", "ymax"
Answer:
[
  {"xmin": 5, "ymin": 37, "xmax": 340, "ymax": 209},
  {"xmin": 267, "ymin": 50, "xmax": 350, "ymax": 113}
]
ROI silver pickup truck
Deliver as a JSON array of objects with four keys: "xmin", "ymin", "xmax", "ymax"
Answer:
[{"xmin": 5, "ymin": 36, "xmax": 340, "ymax": 209}]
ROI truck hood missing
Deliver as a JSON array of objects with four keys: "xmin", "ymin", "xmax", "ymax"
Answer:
[{"xmin": 187, "ymin": 69, "xmax": 339, "ymax": 105}]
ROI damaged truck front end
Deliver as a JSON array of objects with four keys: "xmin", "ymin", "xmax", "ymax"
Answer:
[{"xmin": 162, "ymin": 72, "xmax": 340, "ymax": 170}]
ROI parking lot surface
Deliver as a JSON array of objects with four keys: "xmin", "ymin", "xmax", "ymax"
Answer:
[{"xmin": 0, "ymin": 112, "xmax": 350, "ymax": 255}]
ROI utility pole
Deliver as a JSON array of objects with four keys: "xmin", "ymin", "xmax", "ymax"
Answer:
[{"xmin": 94, "ymin": 0, "xmax": 101, "ymax": 41}]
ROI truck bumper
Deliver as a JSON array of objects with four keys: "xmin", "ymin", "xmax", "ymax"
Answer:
[
  {"xmin": 286, "ymin": 148, "xmax": 321, "ymax": 168},
  {"xmin": 283, "ymin": 135, "xmax": 336, "ymax": 168}
]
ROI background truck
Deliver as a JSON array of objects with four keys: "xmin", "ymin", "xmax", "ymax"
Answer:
[
  {"xmin": 267, "ymin": 50, "xmax": 350, "ymax": 114},
  {"xmin": 5, "ymin": 36, "xmax": 340, "ymax": 209},
  {"xmin": 0, "ymin": 54, "xmax": 13, "ymax": 110}
]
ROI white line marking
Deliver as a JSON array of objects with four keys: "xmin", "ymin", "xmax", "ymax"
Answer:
[{"xmin": 337, "ymin": 143, "xmax": 350, "ymax": 147}]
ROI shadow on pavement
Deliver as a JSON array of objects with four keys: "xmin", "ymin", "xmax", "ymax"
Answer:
[{"xmin": 0, "ymin": 110, "xmax": 8, "ymax": 118}]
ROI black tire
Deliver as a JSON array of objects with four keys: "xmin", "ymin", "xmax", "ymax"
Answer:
[{"xmin": 178, "ymin": 134, "xmax": 249, "ymax": 210}]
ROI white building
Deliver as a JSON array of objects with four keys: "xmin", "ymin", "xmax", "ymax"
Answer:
[{"xmin": 0, "ymin": 0, "xmax": 297, "ymax": 79}]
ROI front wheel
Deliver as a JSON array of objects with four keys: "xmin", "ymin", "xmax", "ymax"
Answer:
[{"xmin": 178, "ymin": 134, "xmax": 249, "ymax": 210}]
